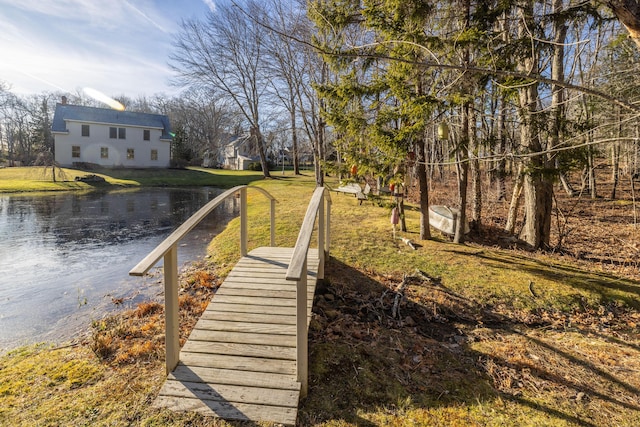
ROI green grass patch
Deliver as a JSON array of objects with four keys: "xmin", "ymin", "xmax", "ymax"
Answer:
[{"xmin": 0, "ymin": 166, "xmax": 264, "ymax": 193}]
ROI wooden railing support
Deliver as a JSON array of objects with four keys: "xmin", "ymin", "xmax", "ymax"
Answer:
[
  {"xmin": 270, "ymin": 198, "xmax": 276, "ymax": 247},
  {"xmin": 129, "ymin": 185, "xmax": 277, "ymax": 375},
  {"xmin": 296, "ymin": 258, "xmax": 309, "ymax": 396},
  {"xmin": 240, "ymin": 187, "xmax": 248, "ymax": 257},
  {"xmin": 164, "ymin": 245, "xmax": 180, "ymax": 374},
  {"xmin": 325, "ymin": 198, "xmax": 331, "ymax": 257},
  {"xmin": 317, "ymin": 198, "xmax": 325, "ymax": 280}
]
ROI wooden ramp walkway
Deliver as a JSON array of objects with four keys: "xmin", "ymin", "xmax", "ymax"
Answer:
[{"xmin": 152, "ymin": 247, "xmax": 320, "ymax": 426}]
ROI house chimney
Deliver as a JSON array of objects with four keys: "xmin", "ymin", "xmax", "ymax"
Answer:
[{"xmin": 61, "ymin": 96, "xmax": 67, "ymax": 105}]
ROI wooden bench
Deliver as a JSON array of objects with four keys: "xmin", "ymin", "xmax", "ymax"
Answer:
[{"xmin": 334, "ymin": 182, "xmax": 370, "ymax": 205}]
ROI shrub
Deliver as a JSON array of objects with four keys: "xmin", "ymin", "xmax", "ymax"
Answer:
[{"xmin": 247, "ymin": 161, "xmax": 262, "ymax": 171}]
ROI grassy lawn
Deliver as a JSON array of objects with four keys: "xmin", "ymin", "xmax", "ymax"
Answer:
[
  {"xmin": 1, "ymin": 172, "xmax": 639, "ymax": 426},
  {"xmin": 0, "ymin": 166, "xmax": 264, "ymax": 192}
]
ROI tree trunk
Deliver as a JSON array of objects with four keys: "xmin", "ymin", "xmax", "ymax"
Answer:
[
  {"xmin": 290, "ymin": 93, "xmax": 300, "ymax": 175},
  {"xmin": 611, "ymin": 143, "xmax": 621, "ymax": 199},
  {"xmin": 254, "ymin": 127, "xmax": 271, "ymax": 179},
  {"xmin": 611, "ymin": 107, "xmax": 622, "ymax": 199},
  {"xmin": 399, "ymin": 195, "xmax": 407, "ymax": 232},
  {"xmin": 558, "ymin": 167, "xmax": 575, "ymax": 196},
  {"xmin": 416, "ymin": 136, "xmax": 431, "ymax": 240},
  {"xmin": 315, "ymin": 112, "xmax": 325, "ymax": 186},
  {"xmin": 454, "ymin": 103, "xmax": 470, "ymax": 244},
  {"xmin": 551, "ymin": 0, "xmax": 570, "ymax": 197},
  {"xmin": 454, "ymin": 0, "xmax": 471, "ymax": 244},
  {"xmin": 505, "ymin": 162, "xmax": 524, "ymax": 234},
  {"xmin": 521, "ymin": 171, "xmax": 553, "ymax": 249},
  {"xmin": 607, "ymin": 0, "xmax": 640, "ymax": 50},
  {"xmin": 588, "ymin": 146, "xmax": 597, "ymax": 199},
  {"xmin": 469, "ymin": 104, "xmax": 481, "ymax": 229},
  {"xmin": 516, "ymin": 2, "xmax": 554, "ymax": 249},
  {"xmin": 455, "ymin": 151, "xmax": 469, "ymax": 244},
  {"xmin": 496, "ymin": 94, "xmax": 507, "ymax": 201},
  {"xmin": 495, "ymin": 11, "xmax": 510, "ymax": 202}
]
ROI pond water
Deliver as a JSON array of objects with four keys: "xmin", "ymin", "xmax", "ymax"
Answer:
[{"xmin": 0, "ymin": 187, "xmax": 238, "ymax": 352}]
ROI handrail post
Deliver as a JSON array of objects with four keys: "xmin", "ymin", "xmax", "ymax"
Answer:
[
  {"xmin": 296, "ymin": 257, "xmax": 309, "ymax": 398},
  {"xmin": 164, "ymin": 245, "xmax": 180, "ymax": 374},
  {"xmin": 270, "ymin": 198, "xmax": 276, "ymax": 247},
  {"xmin": 240, "ymin": 187, "xmax": 248, "ymax": 256},
  {"xmin": 317, "ymin": 196, "xmax": 325, "ymax": 280}
]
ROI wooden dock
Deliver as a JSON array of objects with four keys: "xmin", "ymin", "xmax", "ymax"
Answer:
[{"xmin": 152, "ymin": 246, "xmax": 320, "ymax": 426}]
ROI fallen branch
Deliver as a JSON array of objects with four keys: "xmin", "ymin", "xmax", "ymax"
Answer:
[{"xmin": 529, "ymin": 281, "xmax": 538, "ymax": 298}]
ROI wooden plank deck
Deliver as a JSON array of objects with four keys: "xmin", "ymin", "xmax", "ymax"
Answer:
[{"xmin": 153, "ymin": 246, "xmax": 320, "ymax": 426}]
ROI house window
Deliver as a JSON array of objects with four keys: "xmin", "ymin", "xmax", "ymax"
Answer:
[
  {"xmin": 101, "ymin": 147, "xmax": 108, "ymax": 159},
  {"xmin": 150, "ymin": 149, "xmax": 158, "ymax": 161},
  {"xmin": 143, "ymin": 129, "xmax": 150, "ymax": 141},
  {"xmin": 109, "ymin": 127, "xmax": 126, "ymax": 139},
  {"xmin": 72, "ymin": 146, "xmax": 80, "ymax": 158},
  {"xmin": 81, "ymin": 125, "xmax": 90, "ymax": 137},
  {"xmin": 127, "ymin": 148, "xmax": 134, "ymax": 160}
]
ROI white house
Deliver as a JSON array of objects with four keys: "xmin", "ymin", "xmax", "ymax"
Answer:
[
  {"xmin": 52, "ymin": 101, "xmax": 173, "ymax": 168},
  {"xmin": 223, "ymin": 134, "xmax": 260, "ymax": 170}
]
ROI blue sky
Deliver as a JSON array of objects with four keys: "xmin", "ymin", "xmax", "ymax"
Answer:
[{"xmin": 0, "ymin": 0, "xmax": 215, "ymax": 97}]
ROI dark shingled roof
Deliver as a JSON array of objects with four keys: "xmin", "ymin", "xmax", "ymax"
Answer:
[{"xmin": 52, "ymin": 103, "xmax": 172, "ymax": 140}]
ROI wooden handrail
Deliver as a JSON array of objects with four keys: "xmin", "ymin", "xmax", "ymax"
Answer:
[
  {"xmin": 130, "ymin": 185, "xmax": 275, "ymax": 276},
  {"xmin": 285, "ymin": 187, "xmax": 331, "ymax": 281},
  {"xmin": 129, "ymin": 184, "xmax": 276, "ymax": 374},
  {"xmin": 285, "ymin": 186, "xmax": 331, "ymax": 398}
]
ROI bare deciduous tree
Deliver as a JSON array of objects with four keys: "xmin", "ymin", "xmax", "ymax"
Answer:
[{"xmin": 170, "ymin": 0, "xmax": 272, "ymax": 177}]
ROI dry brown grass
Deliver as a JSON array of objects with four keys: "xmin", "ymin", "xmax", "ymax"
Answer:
[{"xmin": 89, "ymin": 261, "xmax": 218, "ymax": 367}]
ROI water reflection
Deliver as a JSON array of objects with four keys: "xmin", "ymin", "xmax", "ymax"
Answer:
[{"xmin": 0, "ymin": 188, "xmax": 238, "ymax": 352}]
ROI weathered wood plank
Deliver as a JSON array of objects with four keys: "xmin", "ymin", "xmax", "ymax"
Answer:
[
  {"xmin": 231, "ymin": 263, "xmax": 288, "ymax": 271},
  {"xmin": 186, "ymin": 329, "xmax": 297, "ymax": 347},
  {"xmin": 204, "ymin": 301, "xmax": 314, "ymax": 317},
  {"xmin": 181, "ymin": 340, "xmax": 296, "ymax": 360},
  {"xmin": 211, "ymin": 295, "xmax": 296, "ymax": 307},
  {"xmin": 200, "ymin": 311, "xmax": 296, "ymax": 325},
  {"xmin": 221, "ymin": 280, "xmax": 296, "ymax": 290},
  {"xmin": 194, "ymin": 319, "xmax": 297, "ymax": 335},
  {"xmin": 153, "ymin": 395, "xmax": 298, "ymax": 426},
  {"xmin": 159, "ymin": 379, "xmax": 299, "ymax": 407},
  {"xmin": 215, "ymin": 288, "xmax": 298, "ymax": 299},
  {"xmin": 205, "ymin": 302, "xmax": 298, "ymax": 316},
  {"xmin": 228, "ymin": 270, "xmax": 292, "ymax": 278},
  {"xmin": 180, "ymin": 351, "xmax": 297, "ymax": 375},
  {"xmin": 222, "ymin": 276, "xmax": 308, "ymax": 285},
  {"xmin": 169, "ymin": 364, "xmax": 299, "ymax": 390}
]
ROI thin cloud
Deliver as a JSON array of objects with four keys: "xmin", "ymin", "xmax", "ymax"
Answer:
[
  {"xmin": 123, "ymin": 0, "xmax": 170, "ymax": 34},
  {"xmin": 202, "ymin": 0, "xmax": 216, "ymax": 12},
  {"xmin": 0, "ymin": 0, "xmax": 124, "ymax": 27},
  {"xmin": 15, "ymin": 70, "xmax": 68, "ymax": 92},
  {"xmin": 0, "ymin": 0, "xmax": 206, "ymax": 95}
]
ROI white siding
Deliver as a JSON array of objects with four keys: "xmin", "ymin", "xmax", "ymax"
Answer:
[{"xmin": 54, "ymin": 121, "xmax": 170, "ymax": 168}]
